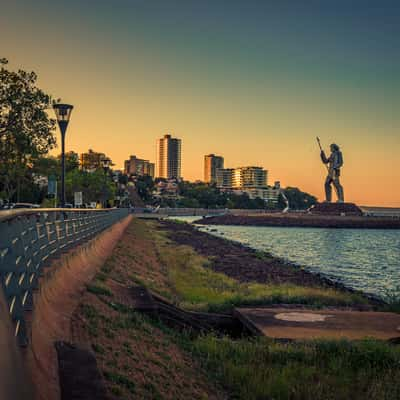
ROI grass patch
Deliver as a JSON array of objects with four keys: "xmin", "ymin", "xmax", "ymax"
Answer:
[
  {"xmin": 92, "ymin": 343, "xmax": 105, "ymax": 354},
  {"xmin": 95, "ymin": 272, "xmax": 107, "ymax": 282},
  {"xmin": 385, "ymin": 301, "xmax": 400, "ymax": 314},
  {"xmin": 86, "ymin": 283, "xmax": 113, "ymax": 297},
  {"xmin": 172, "ymin": 258, "xmax": 365, "ymax": 312},
  {"xmin": 103, "ymin": 371, "xmax": 136, "ymax": 394},
  {"xmin": 151, "ymin": 227, "xmax": 366, "ymax": 312},
  {"xmin": 192, "ymin": 334, "xmax": 400, "ymax": 400},
  {"xmin": 143, "ymin": 382, "xmax": 163, "ymax": 399},
  {"xmin": 168, "ymin": 218, "xmax": 189, "ymax": 225},
  {"xmin": 81, "ymin": 304, "xmax": 99, "ymax": 320},
  {"xmin": 383, "ymin": 287, "xmax": 400, "ymax": 313}
]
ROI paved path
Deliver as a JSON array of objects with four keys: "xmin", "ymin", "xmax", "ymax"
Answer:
[{"xmin": 235, "ymin": 307, "xmax": 400, "ymax": 340}]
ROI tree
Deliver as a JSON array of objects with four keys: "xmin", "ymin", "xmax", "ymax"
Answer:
[
  {"xmin": 175, "ymin": 181, "xmax": 273, "ymax": 209},
  {"xmin": 65, "ymin": 169, "xmax": 116, "ymax": 205},
  {"xmin": 0, "ymin": 58, "xmax": 56, "ymax": 201},
  {"xmin": 135, "ymin": 175, "xmax": 155, "ymax": 201},
  {"xmin": 279, "ymin": 187, "xmax": 317, "ymax": 210},
  {"xmin": 34, "ymin": 153, "xmax": 79, "ymax": 179},
  {"xmin": 32, "ymin": 156, "xmax": 59, "ymax": 189},
  {"xmin": 118, "ymin": 174, "xmax": 129, "ymax": 185},
  {"xmin": 60, "ymin": 151, "xmax": 80, "ymax": 173}
]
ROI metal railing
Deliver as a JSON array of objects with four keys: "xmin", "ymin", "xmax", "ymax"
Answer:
[{"xmin": 0, "ymin": 208, "xmax": 129, "ymax": 346}]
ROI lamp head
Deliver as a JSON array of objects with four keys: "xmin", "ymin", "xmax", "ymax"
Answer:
[
  {"xmin": 53, "ymin": 103, "xmax": 73, "ymax": 122},
  {"xmin": 53, "ymin": 103, "xmax": 73, "ymax": 134}
]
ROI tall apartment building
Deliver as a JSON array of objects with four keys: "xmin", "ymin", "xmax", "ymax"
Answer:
[
  {"xmin": 216, "ymin": 168, "xmax": 234, "ymax": 188},
  {"xmin": 232, "ymin": 166, "xmax": 267, "ymax": 188},
  {"xmin": 156, "ymin": 134, "xmax": 182, "ymax": 179},
  {"xmin": 124, "ymin": 155, "xmax": 155, "ymax": 178},
  {"xmin": 216, "ymin": 166, "xmax": 279, "ymax": 203},
  {"xmin": 217, "ymin": 166, "xmax": 267, "ymax": 189},
  {"xmin": 80, "ymin": 149, "xmax": 107, "ymax": 171},
  {"xmin": 204, "ymin": 154, "xmax": 224, "ymax": 183}
]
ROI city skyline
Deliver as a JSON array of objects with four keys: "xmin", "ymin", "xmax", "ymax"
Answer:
[{"xmin": 1, "ymin": 1, "xmax": 399, "ymax": 206}]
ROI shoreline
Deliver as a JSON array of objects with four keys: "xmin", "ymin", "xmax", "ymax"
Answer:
[
  {"xmin": 193, "ymin": 213, "xmax": 400, "ymax": 229},
  {"xmin": 200, "ymin": 226, "xmax": 388, "ymax": 305},
  {"xmin": 63, "ymin": 218, "xmax": 399, "ymax": 399},
  {"xmin": 159, "ymin": 220, "xmax": 385, "ymax": 307}
]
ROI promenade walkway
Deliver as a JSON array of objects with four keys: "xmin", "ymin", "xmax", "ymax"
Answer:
[{"xmin": 235, "ymin": 307, "xmax": 400, "ymax": 340}]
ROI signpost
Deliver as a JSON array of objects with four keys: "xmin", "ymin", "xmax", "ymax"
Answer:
[
  {"xmin": 48, "ymin": 175, "xmax": 57, "ymax": 207},
  {"xmin": 74, "ymin": 192, "xmax": 83, "ymax": 208}
]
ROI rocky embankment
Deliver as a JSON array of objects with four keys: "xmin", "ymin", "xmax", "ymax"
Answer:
[{"xmin": 194, "ymin": 213, "xmax": 400, "ymax": 229}]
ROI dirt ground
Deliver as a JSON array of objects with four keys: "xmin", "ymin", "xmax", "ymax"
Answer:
[{"xmin": 70, "ymin": 219, "xmax": 226, "ymax": 400}]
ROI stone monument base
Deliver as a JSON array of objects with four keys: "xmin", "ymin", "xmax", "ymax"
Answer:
[{"xmin": 309, "ymin": 202, "xmax": 363, "ymax": 216}]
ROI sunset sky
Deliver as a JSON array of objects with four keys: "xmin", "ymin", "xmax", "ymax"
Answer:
[{"xmin": 1, "ymin": 1, "xmax": 399, "ymax": 206}]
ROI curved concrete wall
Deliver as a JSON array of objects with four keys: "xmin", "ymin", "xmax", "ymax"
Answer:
[
  {"xmin": 25, "ymin": 215, "xmax": 132, "ymax": 400},
  {"xmin": 0, "ymin": 209, "xmax": 132, "ymax": 399}
]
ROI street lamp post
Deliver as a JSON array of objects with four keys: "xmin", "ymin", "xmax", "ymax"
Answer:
[
  {"xmin": 53, "ymin": 103, "xmax": 73, "ymax": 208},
  {"xmin": 100, "ymin": 157, "xmax": 111, "ymax": 208}
]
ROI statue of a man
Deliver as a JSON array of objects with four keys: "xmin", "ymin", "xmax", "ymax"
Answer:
[{"xmin": 320, "ymin": 143, "xmax": 344, "ymax": 202}]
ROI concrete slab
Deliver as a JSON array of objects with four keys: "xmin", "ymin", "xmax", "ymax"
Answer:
[{"xmin": 235, "ymin": 307, "xmax": 400, "ymax": 340}]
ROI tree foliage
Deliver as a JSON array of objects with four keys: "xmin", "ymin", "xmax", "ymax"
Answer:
[
  {"xmin": 34, "ymin": 152, "xmax": 80, "ymax": 178},
  {"xmin": 0, "ymin": 58, "xmax": 56, "ymax": 200},
  {"xmin": 170, "ymin": 181, "xmax": 273, "ymax": 209},
  {"xmin": 65, "ymin": 169, "xmax": 116, "ymax": 205},
  {"xmin": 135, "ymin": 175, "xmax": 154, "ymax": 201},
  {"xmin": 279, "ymin": 187, "xmax": 317, "ymax": 210}
]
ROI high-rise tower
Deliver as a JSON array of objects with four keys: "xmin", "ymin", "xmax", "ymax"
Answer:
[
  {"xmin": 156, "ymin": 134, "xmax": 182, "ymax": 179},
  {"xmin": 204, "ymin": 154, "xmax": 224, "ymax": 183}
]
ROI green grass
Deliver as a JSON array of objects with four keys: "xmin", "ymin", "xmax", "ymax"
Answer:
[
  {"xmin": 383, "ymin": 287, "xmax": 400, "ymax": 313},
  {"xmin": 86, "ymin": 283, "xmax": 113, "ymax": 297},
  {"xmin": 103, "ymin": 371, "xmax": 136, "ymax": 394},
  {"xmin": 191, "ymin": 335, "xmax": 400, "ymax": 400},
  {"xmin": 155, "ymin": 235, "xmax": 367, "ymax": 312}
]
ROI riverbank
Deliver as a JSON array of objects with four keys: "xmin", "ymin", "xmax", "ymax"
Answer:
[
  {"xmin": 158, "ymin": 220, "xmax": 384, "ymax": 306},
  {"xmin": 194, "ymin": 213, "xmax": 400, "ymax": 229},
  {"xmin": 69, "ymin": 218, "xmax": 400, "ymax": 399}
]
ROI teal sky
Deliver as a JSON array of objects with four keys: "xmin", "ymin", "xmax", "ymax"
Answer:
[{"xmin": 1, "ymin": 1, "xmax": 399, "ymax": 205}]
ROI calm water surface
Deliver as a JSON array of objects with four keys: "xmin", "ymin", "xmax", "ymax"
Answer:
[{"xmin": 171, "ymin": 217, "xmax": 400, "ymax": 299}]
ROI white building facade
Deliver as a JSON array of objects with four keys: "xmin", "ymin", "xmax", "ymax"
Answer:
[{"xmin": 216, "ymin": 166, "xmax": 279, "ymax": 203}]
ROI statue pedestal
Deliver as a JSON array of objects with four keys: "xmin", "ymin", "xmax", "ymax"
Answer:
[{"xmin": 309, "ymin": 202, "xmax": 363, "ymax": 216}]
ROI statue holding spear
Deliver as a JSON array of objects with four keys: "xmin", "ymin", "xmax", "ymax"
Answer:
[{"xmin": 317, "ymin": 137, "xmax": 344, "ymax": 203}]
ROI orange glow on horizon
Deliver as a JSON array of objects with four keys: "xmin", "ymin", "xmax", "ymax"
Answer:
[{"xmin": 3, "ymin": 3, "xmax": 399, "ymax": 207}]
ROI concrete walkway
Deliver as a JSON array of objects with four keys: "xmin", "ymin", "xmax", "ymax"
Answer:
[{"xmin": 235, "ymin": 307, "xmax": 400, "ymax": 340}]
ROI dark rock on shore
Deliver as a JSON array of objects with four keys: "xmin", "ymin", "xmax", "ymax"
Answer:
[
  {"xmin": 194, "ymin": 213, "xmax": 400, "ymax": 229},
  {"xmin": 310, "ymin": 202, "xmax": 363, "ymax": 216}
]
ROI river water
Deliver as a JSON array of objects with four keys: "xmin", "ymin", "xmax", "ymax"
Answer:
[{"xmin": 171, "ymin": 217, "xmax": 400, "ymax": 300}]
